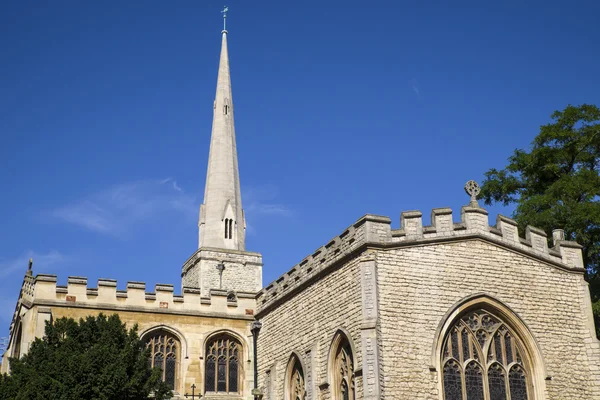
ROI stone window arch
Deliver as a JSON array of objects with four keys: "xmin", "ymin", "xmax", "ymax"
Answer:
[
  {"xmin": 205, "ymin": 334, "xmax": 242, "ymax": 394},
  {"xmin": 12, "ymin": 321, "xmax": 22, "ymax": 359},
  {"xmin": 143, "ymin": 329, "xmax": 181, "ymax": 391},
  {"xmin": 329, "ymin": 331, "xmax": 356, "ymax": 400},
  {"xmin": 440, "ymin": 308, "xmax": 534, "ymax": 400},
  {"xmin": 285, "ymin": 354, "xmax": 306, "ymax": 400}
]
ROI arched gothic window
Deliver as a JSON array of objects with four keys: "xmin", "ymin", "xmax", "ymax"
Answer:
[
  {"xmin": 224, "ymin": 219, "xmax": 233, "ymax": 239},
  {"xmin": 12, "ymin": 322, "xmax": 22, "ymax": 359},
  {"xmin": 286, "ymin": 356, "xmax": 306, "ymax": 400},
  {"xmin": 205, "ymin": 335, "xmax": 242, "ymax": 394},
  {"xmin": 330, "ymin": 332, "xmax": 355, "ymax": 400},
  {"xmin": 441, "ymin": 309, "xmax": 531, "ymax": 400},
  {"xmin": 144, "ymin": 330, "xmax": 180, "ymax": 391}
]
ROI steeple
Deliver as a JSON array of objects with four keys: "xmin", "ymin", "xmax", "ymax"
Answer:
[{"xmin": 198, "ymin": 28, "xmax": 245, "ymax": 251}]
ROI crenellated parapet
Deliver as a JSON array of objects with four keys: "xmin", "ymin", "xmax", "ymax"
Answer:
[
  {"xmin": 256, "ymin": 204, "xmax": 585, "ymax": 313},
  {"xmin": 25, "ymin": 275, "xmax": 257, "ymax": 319},
  {"xmin": 256, "ymin": 214, "xmax": 392, "ymax": 312}
]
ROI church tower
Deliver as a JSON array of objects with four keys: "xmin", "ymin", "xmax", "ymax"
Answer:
[{"xmin": 181, "ymin": 27, "xmax": 262, "ymax": 295}]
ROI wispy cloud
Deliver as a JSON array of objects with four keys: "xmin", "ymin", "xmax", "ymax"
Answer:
[
  {"xmin": 410, "ymin": 78, "xmax": 421, "ymax": 99},
  {"xmin": 243, "ymin": 185, "xmax": 291, "ymax": 217},
  {"xmin": 242, "ymin": 185, "xmax": 291, "ymax": 236},
  {"xmin": 50, "ymin": 179, "xmax": 197, "ymax": 236},
  {"xmin": 0, "ymin": 250, "xmax": 69, "ymax": 278}
]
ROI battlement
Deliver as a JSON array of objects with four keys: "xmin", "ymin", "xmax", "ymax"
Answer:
[
  {"xmin": 23, "ymin": 275, "xmax": 257, "ymax": 319},
  {"xmin": 256, "ymin": 205, "xmax": 585, "ymax": 313}
]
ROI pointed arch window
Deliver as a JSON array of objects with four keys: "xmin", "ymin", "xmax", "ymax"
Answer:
[
  {"xmin": 330, "ymin": 332, "xmax": 355, "ymax": 400},
  {"xmin": 441, "ymin": 309, "xmax": 532, "ymax": 400},
  {"xmin": 205, "ymin": 335, "xmax": 242, "ymax": 394},
  {"xmin": 224, "ymin": 219, "xmax": 233, "ymax": 239},
  {"xmin": 286, "ymin": 356, "xmax": 306, "ymax": 400},
  {"xmin": 144, "ymin": 330, "xmax": 180, "ymax": 391},
  {"xmin": 12, "ymin": 322, "xmax": 23, "ymax": 359}
]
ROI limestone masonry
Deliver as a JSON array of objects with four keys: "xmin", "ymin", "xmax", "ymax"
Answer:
[{"xmin": 2, "ymin": 24, "xmax": 599, "ymax": 400}]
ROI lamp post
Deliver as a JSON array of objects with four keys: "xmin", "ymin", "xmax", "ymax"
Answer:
[
  {"xmin": 251, "ymin": 320, "xmax": 263, "ymax": 400},
  {"xmin": 216, "ymin": 263, "xmax": 225, "ymax": 289}
]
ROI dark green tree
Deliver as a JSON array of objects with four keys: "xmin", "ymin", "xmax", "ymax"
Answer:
[
  {"xmin": 0, "ymin": 313, "xmax": 172, "ymax": 400},
  {"xmin": 480, "ymin": 104, "xmax": 600, "ymax": 337}
]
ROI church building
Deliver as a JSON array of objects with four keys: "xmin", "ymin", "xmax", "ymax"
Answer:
[{"xmin": 2, "ymin": 23, "xmax": 600, "ymax": 400}]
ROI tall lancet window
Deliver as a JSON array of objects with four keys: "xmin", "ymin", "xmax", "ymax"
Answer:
[
  {"xmin": 441, "ymin": 309, "xmax": 532, "ymax": 400},
  {"xmin": 330, "ymin": 331, "xmax": 355, "ymax": 400},
  {"xmin": 205, "ymin": 335, "xmax": 242, "ymax": 394},
  {"xmin": 144, "ymin": 330, "xmax": 180, "ymax": 391},
  {"xmin": 286, "ymin": 355, "xmax": 306, "ymax": 400},
  {"xmin": 224, "ymin": 219, "xmax": 233, "ymax": 239}
]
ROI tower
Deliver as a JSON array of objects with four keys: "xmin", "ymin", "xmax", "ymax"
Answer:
[{"xmin": 181, "ymin": 27, "xmax": 262, "ymax": 295}]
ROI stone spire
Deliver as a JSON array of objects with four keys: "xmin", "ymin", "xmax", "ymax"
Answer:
[{"xmin": 198, "ymin": 29, "xmax": 245, "ymax": 251}]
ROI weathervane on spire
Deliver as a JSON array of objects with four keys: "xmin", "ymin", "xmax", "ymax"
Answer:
[{"xmin": 222, "ymin": 6, "xmax": 229, "ymax": 31}]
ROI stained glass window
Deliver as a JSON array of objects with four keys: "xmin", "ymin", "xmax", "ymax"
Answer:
[
  {"xmin": 494, "ymin": 333, "xmax": 504, "ymax": 365},
  {"xmin": 505, "ymin": 333, "xmax": 514, "ymax": 365},
  {"xmin": 229, "ymin": 355, "xmax": 239, "ymax": 392},
  {"xmin": 341, "ymin": 380, "xmax": 349, "ymax": 400},
  {"xmin": 165, "ymin": 354, "xmax": 176, "ymax": 389},
  {"xmin": 332, "ymin": 334, "xmax": 355, "ymax": 400},
  {"xmin": 287, "ymin": 357, "xmax": 306, "ymax": 400},
  {"xmin": 451, "ymin": 329, "xmax": 459, "ymax": 359},
  {"xmin": 488, "ymin": 363, "xmax": 507, "ymax": 400},
  {"xmin": 206, "ymin": 358, "xmax": 216, "ymax": 392},
  {"xmin": 441, "ymin": 309, "xmax": 532, "ymax": 400},
  {"xmin": 509, "ymin": 365, "xmax": 528, "ymax": 400},
  {"xmin": 443, "ymin": 360, "xmax": 463, "ymax": 400},
  {"xmin": 145, "ymin": 331, "xmax": 180, "ymax": 391},
  {"xmin": 205, "ymin": 335, "xmax": 241, "ymax": 394},
  {"xmin": 465, "ymin": 362, "xmax": 484, "ymax": 400},
  {"xmin": 461, "ymin": 330, "xmax": 470, "ymax": 362}
]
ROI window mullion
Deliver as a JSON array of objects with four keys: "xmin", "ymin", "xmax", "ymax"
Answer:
[
  {"xmin": 483, "ymin": 370, "xmax": 490, "ymax": 400},
  {"xmin": 505, "ymin": 367, "xmax": 512, "ymax": 400},
  {"xmin": 461, "ymin": 368, "xmax": 467, "ymax": 400}
]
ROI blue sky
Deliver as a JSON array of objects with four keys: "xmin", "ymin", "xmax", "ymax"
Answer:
[{"xmin": 1, "ymin": 0, "xmax": 599, "ymax": 338}]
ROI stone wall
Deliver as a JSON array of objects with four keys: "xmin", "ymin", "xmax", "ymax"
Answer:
[
  {"xmin": 377, "ymin": 240, "xmax": 600, "ymax": 399},
  {"xmin": 182, "ymin": 247, "xmax": 262, "ymax": 295},
  {"xmin": 255, "ymin": 204, "xmax": 600, "ymax": 400},
  {"xmin": 256, "ymin": 255, "xmax": 366, "ymax": 400}
]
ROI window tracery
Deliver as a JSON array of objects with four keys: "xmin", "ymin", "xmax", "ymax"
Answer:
[
  {"xmin": 331, "ymin": 334, "xmax": 355, "ymax": 400},
  {"xmin": 145, "ymin": 330, "xmax": 180, "ymax": 391},
  {"xmin": 205, "ymin": 335, "xmax": 241, "ymax": 394},
  {"xmin": 287, "ymin": 357, "xmax": 306, "ymax": 400},
  {"xmin": 441, "ymin": 309, "xmax": 531, "ymax": 400}
]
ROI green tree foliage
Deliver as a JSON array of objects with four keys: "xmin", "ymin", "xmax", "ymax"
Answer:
[
  {"xmin": 480, "ymin": 104, "xmax": 600, "ymax": 337},
  {"xmin": 0, "ymin": 314, "xmax": 172, "ymax": 400}
]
